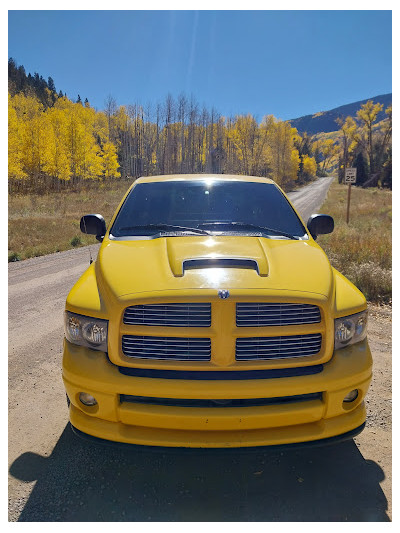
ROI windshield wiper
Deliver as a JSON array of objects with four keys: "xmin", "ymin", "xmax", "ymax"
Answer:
[
  {"xmin": 118, "ymin": 223, "xmax": 210, "ymax": 235},
  {"xmin": 199, "ymin": 221, "xmax": 298, "ymax": 240}
]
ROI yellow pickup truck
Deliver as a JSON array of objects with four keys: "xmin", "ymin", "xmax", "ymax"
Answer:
[{"xmin": 62, "ymin": 174, "xmax": 371, "ymax": 449}]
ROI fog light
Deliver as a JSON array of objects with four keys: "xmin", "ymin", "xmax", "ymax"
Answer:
[
  {"xmin": 343, "ymin": 389, "xmax": 358, "ymax": 403},
  {"xmin": 79, "ymin": 392, "xmax": 97, "ymax": 406}
]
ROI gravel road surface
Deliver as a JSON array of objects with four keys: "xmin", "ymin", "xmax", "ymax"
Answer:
[
  {"xmin": 8, "ymin": 177, "xmax": 391, "ymax": 521},
  {"xmin": 287, "ymin": 176, "xmax": 335, "ymax": 222}
]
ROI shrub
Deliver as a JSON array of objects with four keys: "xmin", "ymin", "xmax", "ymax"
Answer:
[
  {"xmin": 8, "ymin": 251, "xmax": 21, "ymax": 262},
  {"xmin": 70, "ymin": 236, "xmax": 82, "ymax": 247}
]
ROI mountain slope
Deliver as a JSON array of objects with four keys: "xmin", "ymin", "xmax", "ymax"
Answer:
[{"xmin": 289, "ymin": 93, "xmax": 392, "ymax": 134}]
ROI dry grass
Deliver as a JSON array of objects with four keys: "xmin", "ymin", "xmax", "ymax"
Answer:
[
  {"xmin": 318, "ymin": 183, "xmax": 391, "ymax": 303},
  {"xmin": 8, "ymin": 180, "xmax": 131, "ymax": 260}
]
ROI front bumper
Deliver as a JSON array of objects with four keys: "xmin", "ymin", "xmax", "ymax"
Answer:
[{"xmin": 62, "ymin": 339, "xmax": 372, "ymax": 448}]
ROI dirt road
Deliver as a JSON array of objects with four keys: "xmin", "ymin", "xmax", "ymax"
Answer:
[
  {"xmin": 287, "ymin": 176, "xmax": 335, "ymax": 222},
  {"xmin": 8, "ymin": 177, "xmax": 391, "ymax": 521}
]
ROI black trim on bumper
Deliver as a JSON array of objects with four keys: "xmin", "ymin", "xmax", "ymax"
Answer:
[
  {"xmin": 119, "ymin": 392, "xmax": 323, "ymax": 408},
  {"xmin": 117, "ymin": 364, "xmax": 323, "ymax": 380},
  {"xmin": 70, "ymin": 422, "xmax": 365, "ymax": 454}
]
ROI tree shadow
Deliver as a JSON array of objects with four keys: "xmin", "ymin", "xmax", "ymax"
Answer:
[{"xmin": 10, "ymin": 424, "xmax": 389, "ymax": 522}]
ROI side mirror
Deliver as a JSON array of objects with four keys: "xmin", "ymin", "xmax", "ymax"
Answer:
[
  {"xmin": 307, "ymin": 214, "xmax": 334, "ymax": 240},
  {"xmin": 80, "ymin": 214, "xmax": 106, "ymax": 242}
]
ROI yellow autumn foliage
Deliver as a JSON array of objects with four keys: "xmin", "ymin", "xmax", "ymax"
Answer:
[
  {"xmin": 302, "ymin": 155, "xmax": 317, "ymax": 177},
  {"xmin": 8, "ymin": 92, "xmax": 121, "ymax": 185},
  {"xmin": 9, "ymin": 91, "xmax": 330, "ymax": 191}
]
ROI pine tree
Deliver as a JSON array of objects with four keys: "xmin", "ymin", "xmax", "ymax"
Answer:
[
  {"xmin": 8, "ymin": 58, "xmax": 18, "ymax": 94},
  {"xmin": 47, "ymin": 76, "xmax": 56, "ymax": 93},
  {"xmin": 8, "ymin": 57, "xmax": 17, "ymax": 76},
  {"xmin": 17, "ymin": 65, "xmax": 26, "ymax": 92}
]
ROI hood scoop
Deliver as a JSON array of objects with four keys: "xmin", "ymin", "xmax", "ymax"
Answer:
[
  {"xmin": 166, "ymin": 237, "xmax": 269, "ymax": 277},
  {"xmin": 182, "ymin": 258, "xmax": 262, "ymax": 275}
]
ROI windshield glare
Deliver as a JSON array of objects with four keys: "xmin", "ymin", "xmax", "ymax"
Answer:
[{"xmin": 110, "ymin": 180, "xmax": 307, "ymax": 238}]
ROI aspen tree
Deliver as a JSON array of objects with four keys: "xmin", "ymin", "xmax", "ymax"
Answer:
[
  {"xmin": 336, "ymin": 116, "xmax": 357, "ymax": 182},
  {"xmin": 374, "ymin": 105, "xmax": 392, "ymax": 171},
  {"xmin": 320, "ymin": 139, "xmax": 340, "ymax": 173},
  {"xmin": 302, "ymin": 155, "xmax": 317, "ymax": 178},
  {"xmin": 44, "ymin": 107, "xmax": 71, "ymax": 182},
  {"xmin": 8, "ymin": 94, "xmax": 26, "ymax": 181},
  {"xmin": 356, "ymin": 100, "xmax": 383, "ymax": 175},
  {"xmin": 102, "ymin": 141, "xmax": 121, "ymax": 179}
]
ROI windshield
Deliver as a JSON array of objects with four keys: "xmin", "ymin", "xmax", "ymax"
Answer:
[{"xmin": 110, "ymin": 180, "xmax": 307, "ymax": 238}]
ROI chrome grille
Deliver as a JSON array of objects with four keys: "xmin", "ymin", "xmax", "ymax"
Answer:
[
  {"xmin": 122, "ymin": 335, "xmax": 211, "ymax": 361},
  {"xmin": 123, "ymin": 303, "xmax": 211, "ymax": 327},
  {"xmin": 236, "ymin": 303, "xmax": 321, "ymax": 327},
  {"xmin": 236, "ymin": 333, "xmax": 322, "ymax": 360}
]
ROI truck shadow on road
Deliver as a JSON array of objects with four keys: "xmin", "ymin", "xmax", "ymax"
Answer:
[{"xmin": 10, "ymin": 423, "xmax": 389, "ymax": 521}]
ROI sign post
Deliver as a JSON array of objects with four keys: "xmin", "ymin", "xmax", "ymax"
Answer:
[{"xmin": 344, "ymin": 167, "xmax": 357, "ymax": 224}]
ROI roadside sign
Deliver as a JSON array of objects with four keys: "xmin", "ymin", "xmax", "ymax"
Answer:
[
  {"xmin": 345, "ymin": 167, "xmax": 357, "ymax": 224},
  {"xmin": 345, "ymin": 167, "xmax": 357, "ymax": 184}
]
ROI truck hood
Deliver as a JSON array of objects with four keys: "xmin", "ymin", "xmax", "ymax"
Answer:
[{"xmin": 96, "ymin": 235, "xmax": 333, "ymax": 299}]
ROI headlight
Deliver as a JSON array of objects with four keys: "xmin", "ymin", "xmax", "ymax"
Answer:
[
  {"xmin": 64, "ymin": 312, "xmax": 108, "ymax": 352},
  {"xmin": 334, "ymin": 310, "xmax": 368, "ymax": 350}
]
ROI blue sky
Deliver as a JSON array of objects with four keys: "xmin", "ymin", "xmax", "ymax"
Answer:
[{"xmin": 8, "ymin": 10, "xmax": 392, "ymax": 120}]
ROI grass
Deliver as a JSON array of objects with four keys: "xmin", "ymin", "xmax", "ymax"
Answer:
[
  {"xmin": 317, "ymin": 183, "xmax": 391, "ymax": 303},
  {"xmin": 8, "ymin": 180, "xmax": 131, "ymax": 260}
]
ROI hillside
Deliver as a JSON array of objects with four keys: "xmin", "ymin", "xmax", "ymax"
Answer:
[
  {"xmin": 8, "ymin": 57, "xmax": 88, "ymax": 108},
  {"xmin": 289, "ymin": 93, "xmax": 392, "ymax": 134}
]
